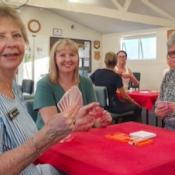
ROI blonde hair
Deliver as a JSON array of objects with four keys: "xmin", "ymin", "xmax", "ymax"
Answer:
[
  {"xmin": 0, "ymin": 5, "xmax": 28, "ymax": 44},
  {"xmin": 49, "ymin": 39, "xmax": 79, "ymax": 84},
  {"xmin": 104, "ymin": 52, "xmax": 116, "ymax": 68}
]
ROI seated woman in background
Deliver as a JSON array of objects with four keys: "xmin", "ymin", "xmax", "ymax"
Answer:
[
  {"xmin": 90, "ymin": 52, "xmax": 142, "ymax": 122},
  {"xmin": 155, "ymin": 32, "xmax": 175, "ymax": 130},
  {"xmin": 115, "ymin": 50, "xmax": 139, "ymax": 90},
  {"xmin": 34, "ymin": 39, "xmax": 111, "ymax": 129}
]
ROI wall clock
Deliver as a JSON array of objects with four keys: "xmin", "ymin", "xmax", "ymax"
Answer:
[{"xmin": 28, "ymin": 19, "xmax": 41, "ymax": 33}]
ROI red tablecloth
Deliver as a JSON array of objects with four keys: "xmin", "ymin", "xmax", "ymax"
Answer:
[
  {"xmin": 37, "ymin": 122, "xmax": 175, "ymax": 175},
  {"xmin": 128, "ymin": 90, "xmax": 159, "ymax": 110}
]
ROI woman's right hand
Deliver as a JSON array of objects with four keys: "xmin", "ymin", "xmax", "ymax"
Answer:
[
  {"xmin": 45, "ymin": 113, "xmax": 74, "ymax": 144},
  {"xmin": 155, "ymin": 101, "xmax": 173, "ymax": 119}
]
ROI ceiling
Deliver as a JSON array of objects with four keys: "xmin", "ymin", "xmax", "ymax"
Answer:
[{"xmin": 2, "ymin": 0, "xmax": 175, "ymax": 34}]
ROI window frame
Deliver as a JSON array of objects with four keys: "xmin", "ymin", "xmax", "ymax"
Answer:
[{"xmin": 120, "ymin": 33, "xmax": 157, "ymax": 60}]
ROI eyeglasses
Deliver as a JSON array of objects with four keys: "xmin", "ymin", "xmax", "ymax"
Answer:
[
  {"xmin": 118, "ymin": 55, "xmax": 127, "ymax": 59},
  {"xmin": 167, "ymin": 51, "xmax": 175, "ymax": 59}
]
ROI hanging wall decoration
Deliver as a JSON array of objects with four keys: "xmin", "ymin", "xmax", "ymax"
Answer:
[
  {"xmin": 94, "ymin": 51, "xmax": 101, "ymax": 60},
  {"xmin": 28, "ymin": 19, "xmax": 41, "ymax": 33},
  {"xmin": 93, "ymin": 40, "xmax": 100, "ymax": 49}
]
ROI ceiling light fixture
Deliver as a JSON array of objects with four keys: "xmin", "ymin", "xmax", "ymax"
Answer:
[
  {"xmin": 68, "ymin": 0, "xmax": 81, "ymax": 2},
  {"xmin": 1, "ymin": 0, "xmax": 29, "ymax": 9},
  {"xmin": 68, "ymin": 0, "xmax": 96, "ymax": 3}
]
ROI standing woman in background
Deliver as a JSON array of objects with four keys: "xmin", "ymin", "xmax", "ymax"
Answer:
[
  {"xmin": 90, "ymin": 52, "xmax": 142, "ymax": 122},
  {"xmin": 115, "ymin": 50, "xmax": 139, "ymax": 90}
]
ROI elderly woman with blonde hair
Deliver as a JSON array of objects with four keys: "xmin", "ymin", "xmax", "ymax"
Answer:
[{"xmin": 0, "ymin": 5, "xmax": 77, "ymax": 175}]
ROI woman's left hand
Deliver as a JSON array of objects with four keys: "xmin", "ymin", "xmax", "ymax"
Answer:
[
  {"xmin": 90, "ymin": 106, "xmax": 112, "ymax": 128},
  {"xmin": 122, "ymin": 73, "xmax": 131, "ymax": 79},
  {"xmin": 73, "ymin": 102, "xmax": 99, "ymax": 131},
  {"xmin": 73, "ymin": 103, "xmax": 112, "ymax": 131}
]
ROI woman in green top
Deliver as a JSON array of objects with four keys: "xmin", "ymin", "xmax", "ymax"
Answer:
[{"xmin": 34, "ymin": 39, "xmax": 111, "ymax": 129}]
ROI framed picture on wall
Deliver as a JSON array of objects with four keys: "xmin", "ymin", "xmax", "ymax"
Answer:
[{"xmin": 50, "ymin": 37, "xmax": 92, "ymax": 72}]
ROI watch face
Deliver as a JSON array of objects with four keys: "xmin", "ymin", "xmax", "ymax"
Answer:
[{"xmin": 28, "ymin": 19, "xmax": 41, "ymax": 33}]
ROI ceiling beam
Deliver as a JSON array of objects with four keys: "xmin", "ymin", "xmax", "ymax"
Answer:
[
  {"xmin": 111, "ymin": 0, "xmax": 123, "ymax": 10},
  {"xmin": 123, "ymin": 0, "xmax": 132, "ymax": 11},
  {"xmin": 142, "ymin": 0, "xmax": 175, "ymax": 20},
  {"xmin": 27, "ymin": 0, "xmax": 175, "ymax": 27}
]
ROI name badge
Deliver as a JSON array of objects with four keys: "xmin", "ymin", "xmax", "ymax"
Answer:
[{"xmin": 7, "ymin": 108, "xmax": 19, "ymax": 120}]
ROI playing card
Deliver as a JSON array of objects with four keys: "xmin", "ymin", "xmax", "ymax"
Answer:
[{"xmin": 57, "ymin": 86, "xmax": 83, "ymax": 112}]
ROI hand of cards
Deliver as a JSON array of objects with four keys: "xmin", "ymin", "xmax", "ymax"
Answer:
[
  {"xmin": 57, "ymin": 86, "xmax": 83, "ymax": 112},
  {"xmin": 57, "ymin": 86, "xmax": 111, "ymax": 142},
  {"xmin": 157, "ymin": 101, "xmax": 174, "ymax": 114},
  {"xmin": 57, "ymin": 86, "xmax": 83, "ymax": 143}
]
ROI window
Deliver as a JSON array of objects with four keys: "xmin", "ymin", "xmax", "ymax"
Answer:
[
  {"xmin": 22, "ymin": 36, "xmax": 49, "ymax": 89},
  {"xmin": 121, "ymin": 34, "xmax": 156, "ymax": 60}
]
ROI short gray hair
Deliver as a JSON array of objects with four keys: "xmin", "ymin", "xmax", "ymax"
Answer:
[{"xmin": 167, "ymin": 32, "xmax": 175, "ymax": 49}]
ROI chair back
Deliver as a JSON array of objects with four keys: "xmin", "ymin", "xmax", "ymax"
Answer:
[
  {"xmin": 93, "ymin": 85, "xmax": 134, "ymax": 123},
  {"xmin": 21, "ymin": 79, "xmax": 34, "ymax": 94},
  {"xmin": 93, "ymin": 86, "xmax": 109, "ymax": 108},
  {"xmin": 128, "ymin": 72, "xmax": 141, "ymax": 90},
  {"xmin": 25, "ymin": 99, "xmax": 38, "ymax": 122}
]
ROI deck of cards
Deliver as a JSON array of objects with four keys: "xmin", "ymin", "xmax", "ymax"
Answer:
[
  {"xmin": 129, "ymin": 130, "xmax": 156, "ymax": 141},
  {"xmin": 57, "ymin": 86, "xmax": 83, "ymax": 112}
]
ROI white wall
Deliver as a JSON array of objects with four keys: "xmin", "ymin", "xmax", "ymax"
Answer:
[
  {"xmin": 18, "ymin": 6, "xmax": 102, "ymax": 82},
  {"xmin": 18, "ymin": 6, "xmax": 170, "ymax": 90},
  {"xmin": 102, "ymin": 28, "xmax": 169, "ymax": 90}
]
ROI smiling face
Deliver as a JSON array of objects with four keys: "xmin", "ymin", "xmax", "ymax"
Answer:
[
  {"xmin": 55, "ymin": 45, "xmax": 79, "ymax": 75},
  {"xmin": 0, "ymin": 17, "xmax": 25, "ymax": 72}
]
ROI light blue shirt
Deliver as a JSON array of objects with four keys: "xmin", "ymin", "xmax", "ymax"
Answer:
[{"xmin": 0, "ymin": 81, "xmax": 59, "ymax": 175}]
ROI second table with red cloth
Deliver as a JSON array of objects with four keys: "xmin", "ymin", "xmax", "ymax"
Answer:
[
  {"xmin": 128, "ymin": 90, "xmax": 159, "ymax": 110},
  {"xmin": 36, "ymin": 122, "xmax": 175, "ymax": 175},
  {"xmin": 117, "ymin": 90, "xmax": 159, "ymax": 124}
]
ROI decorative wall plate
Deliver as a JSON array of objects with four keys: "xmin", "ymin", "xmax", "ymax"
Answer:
[{"xmin": 93, "ymin": 40, "xmax": 100, "ymax": 49}]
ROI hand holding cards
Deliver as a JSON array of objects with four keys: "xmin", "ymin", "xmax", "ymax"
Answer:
[
  {"xmin": 157, "ymin": 101, "xmax": 173, "ymax": 114},
  {"xmin": 57, "ymin": 86, "xmax": 83, "ymax": 143},
  {"xmin": 57, "ymin": 86, "xmax": 83, "ymax": 113}
]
